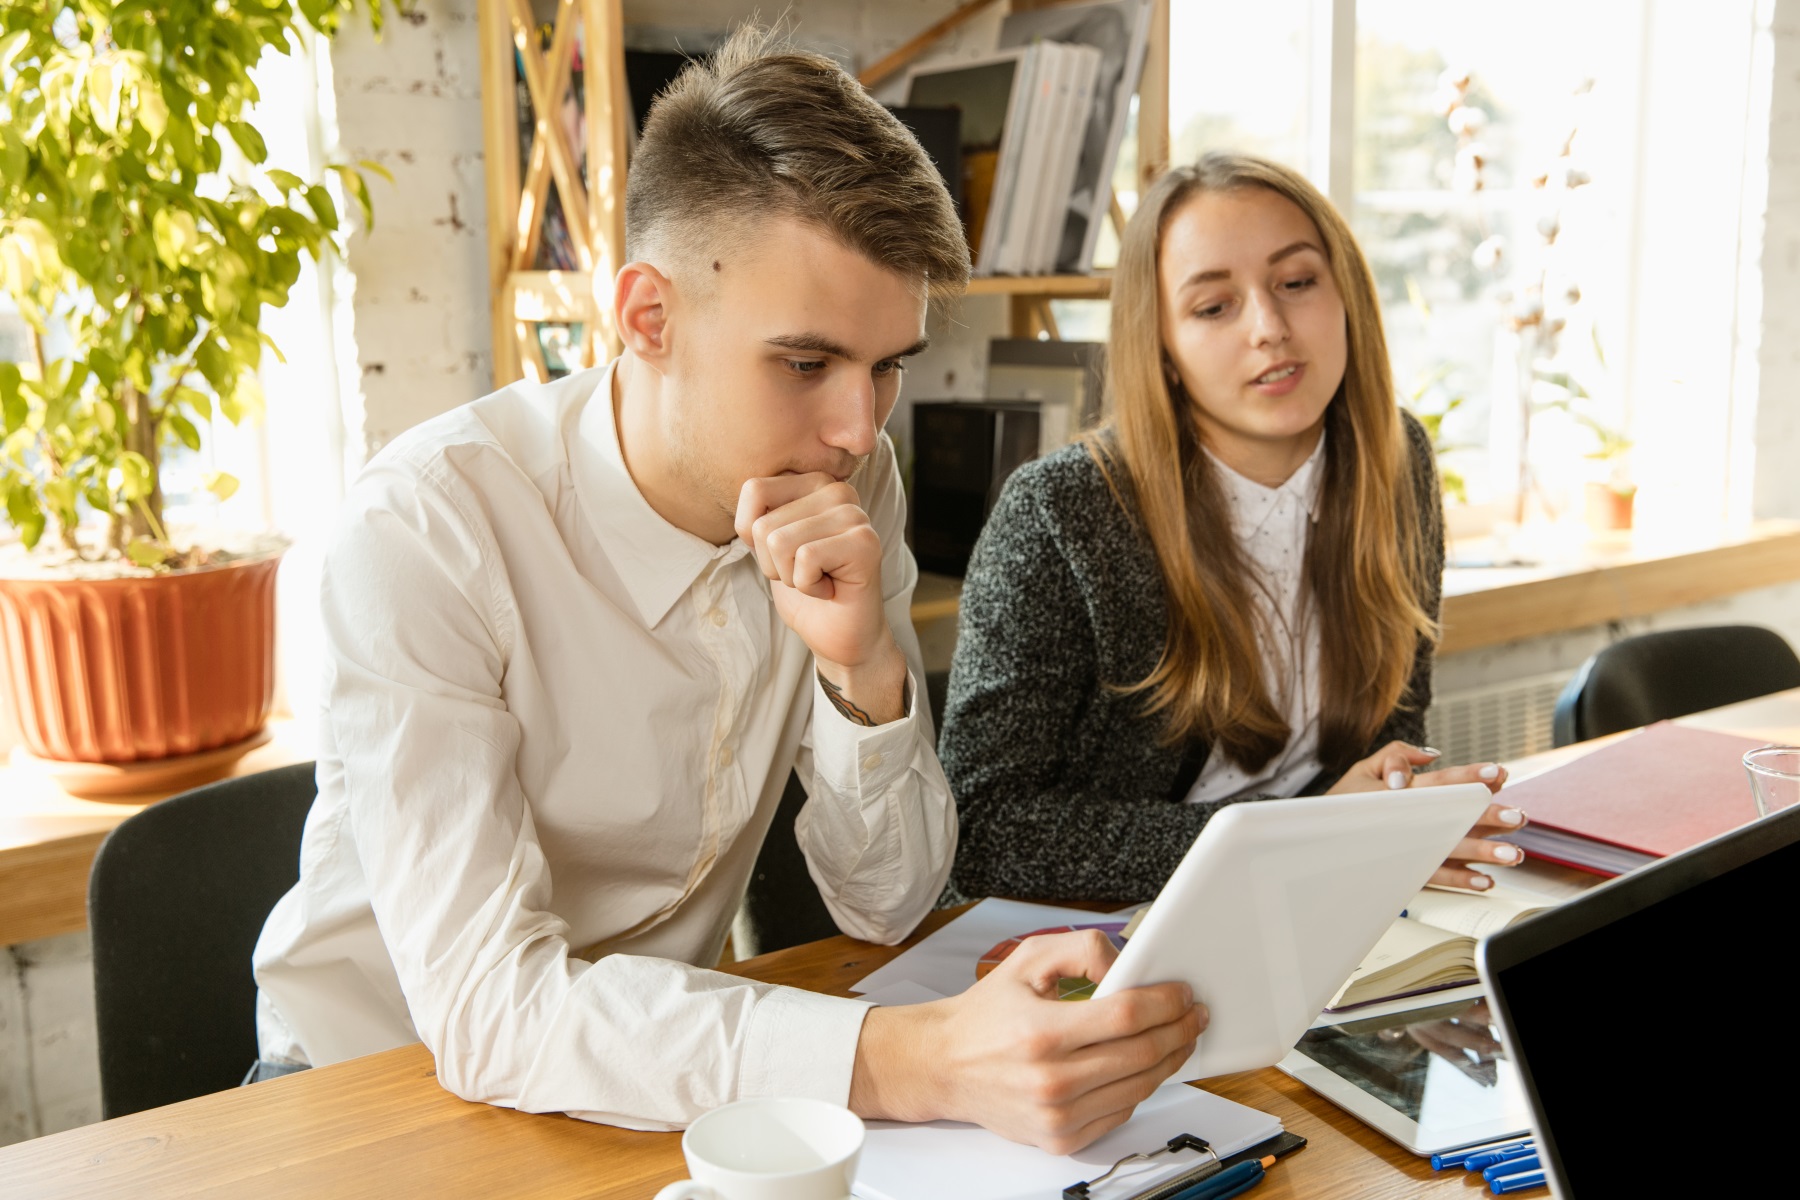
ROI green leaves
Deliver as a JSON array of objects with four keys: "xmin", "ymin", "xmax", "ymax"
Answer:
[
  {"xmin": 0, "ymin": 1, "xmax": 391, "ymax": 559},
  {"xmin": 152, "ymin": 207, "xmax": 201, "ymax": 268},
  {"xmin": 203, "ymin": 471, "xmax": 240, "ymax": 503},
  {"xmin": 0, "ymin": 364, "xmax": 23, "ymax": 436}
]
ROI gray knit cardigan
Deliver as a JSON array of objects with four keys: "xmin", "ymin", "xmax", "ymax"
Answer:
[{"xmin": 939, "ymin": 413, "xmax": 1444, "ymax": 904}]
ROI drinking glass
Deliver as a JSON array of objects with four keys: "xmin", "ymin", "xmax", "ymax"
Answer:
[{"xmin": 1743, "ymin": 745, "xmax": 1800, "ymax": 817}]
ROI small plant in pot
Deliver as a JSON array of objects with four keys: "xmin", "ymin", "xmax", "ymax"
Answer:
[
  {"xmin": 1575, "ymin": 411, "xmax": 1634, "ymax": 533},
  {"xmin": 0, "ymin": 2, "xmax": 388, "ymax": 794}
]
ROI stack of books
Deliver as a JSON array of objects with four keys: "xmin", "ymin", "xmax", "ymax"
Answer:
[{"xmin": 903, "ymin": 0, "xmax": 1154, "ymax": 277}]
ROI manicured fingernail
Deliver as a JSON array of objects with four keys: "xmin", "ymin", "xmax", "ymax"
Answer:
[
  {"xmin": 1420, "ymin": 746, "xmax": 1442, "ymax": 758},
  {"xmin": 1479, "ymin": 764, "xmax": 1500, "ymax": 781},
  {"xmin": 1494, "ymin": 845, "xmax": 1523, "ymax": 864},
  {"xmin": 1469, "ymin": 873, "xmax": 1493, "ymax": 889},
  {"xmin": 1499, "ymin": 807, "xmax": 1524, "ymax": 825},
  {"xmin": 1387, "ymin": 771, "xmax": 1408, "ymax": 790}
]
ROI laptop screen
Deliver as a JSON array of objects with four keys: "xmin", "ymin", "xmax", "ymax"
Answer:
[{"xmin": 1489, "ymin": 821, "xmax": 1798, "ymax": 1191}]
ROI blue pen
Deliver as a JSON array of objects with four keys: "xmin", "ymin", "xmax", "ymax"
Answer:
[
  {"xmin": 1483, "ymin": 1154, "xmax": 1540, "ymax": 1182},
  {"xmin": 1468, "ymin": 1145, "xmax": 1538, "ymax": 1173},
  {"xmin": 1167, "ymin": 1155, "xmax": 1275, "ymax": 1200},
  {"xmin": 1490, "ymin": 1167, "xmax": 1548, "ymax": 1194},
  {"xmin": 1432, "ymin": 1139, "xmax": 1533, "ymax": 1170}
]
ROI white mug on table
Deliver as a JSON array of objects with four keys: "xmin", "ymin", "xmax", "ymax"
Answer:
[{"xmin": 653, "ymin": 1096, "xmax": 865, "ymax": 1200}]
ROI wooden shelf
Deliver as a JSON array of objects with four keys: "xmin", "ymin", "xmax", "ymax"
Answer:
[
  {"xmin": 909, "ymin": 522, "xmax": 1800, "ymax": 659},
  {"xmin": 478, "ymin": 3, "xmax": 1170, "ymax": 366},
  {"xmin": 964, "ymin": 273, "xmax": 1112, "ymax": 299}
]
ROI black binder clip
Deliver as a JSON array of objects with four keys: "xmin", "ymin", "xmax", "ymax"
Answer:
[{"xmin": 1063, "ymin": 1132, "xmax": 1217, "ymax": 1200}]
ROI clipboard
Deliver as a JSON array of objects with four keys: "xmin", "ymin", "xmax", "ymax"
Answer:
[{"xmin": 1063, "ymin": 1129, "xmax": 1307, "ymax": 1200}]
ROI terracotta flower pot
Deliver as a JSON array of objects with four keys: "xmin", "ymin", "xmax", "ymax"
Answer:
[
  {"xmin": 0, "ymin": 553, "xmax": 281, "ymax": 764},
  {"xmin": 1583, "ymin": 482, "xmax": 1636, "ymax": 533}
]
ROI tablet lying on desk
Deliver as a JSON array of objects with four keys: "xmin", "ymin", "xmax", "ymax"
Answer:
[
  {"xmin": 1093, "ymin": 784, "xmax": 1492, "ymax": 1079},
  {"xmin": 1276, "ymin": 994, "xmax": 1532, "ymax": 1155}
]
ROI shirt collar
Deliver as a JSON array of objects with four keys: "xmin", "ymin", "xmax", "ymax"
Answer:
[
  {"xmin": 1206, "ymin": 428, "xmax": 1328, "ymax": 538},
  {"xmin": 568, "ymin": 359, "xmax": 751, "ymax": 629}
]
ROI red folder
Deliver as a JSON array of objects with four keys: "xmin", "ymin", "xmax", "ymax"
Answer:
[{"xmin": 1501, "ymin": 722, "xmax": 1769, "ymax": 875}]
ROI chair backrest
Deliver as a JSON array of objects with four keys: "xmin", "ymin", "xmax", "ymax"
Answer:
[
  {"xmin": 88, "ymin": 761, "xmax": 317, "ymax": 1118},
  {"xmin": 737, "ymin": 671, "xmax": 954, "ymax": 960},
  {"xmin": 1552, "ymin": 625, "xmax": 1800, "ymax": 746},
  {"xmin": 735, "ymin": 770, "xmax": 839, "ymax": 959}
]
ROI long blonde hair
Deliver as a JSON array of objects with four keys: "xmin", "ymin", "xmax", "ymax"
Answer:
[{"xmin": 1090, "ymin": 152, "xmax": 1436, "ymax": 772}]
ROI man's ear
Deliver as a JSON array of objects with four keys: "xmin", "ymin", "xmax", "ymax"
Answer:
[{"xmin": 614, "ymin": 261, "xmax": 674, "ymax": 368}]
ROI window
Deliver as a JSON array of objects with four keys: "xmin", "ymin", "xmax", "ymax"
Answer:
[{"xmin": 1136, "ymin": 1, "xmax": 1769, "ymax": 544}]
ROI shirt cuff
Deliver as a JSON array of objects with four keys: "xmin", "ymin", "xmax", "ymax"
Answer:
[
  {"xmin": 739, "ymin": 986, "xmax": 873, "ymax": 1106},
  {"xmin": 810, "ymin": 669, "xmax": 922, "ymax": 795}
]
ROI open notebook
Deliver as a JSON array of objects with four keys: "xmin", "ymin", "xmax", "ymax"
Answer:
[
  {"xmin": 1326, "ymin": 884, "xmax": 1555, "ymax": 1010},
  {"xmin": 853, "ymin": 1082, "xmax": 1282, "ymax": 1200}
]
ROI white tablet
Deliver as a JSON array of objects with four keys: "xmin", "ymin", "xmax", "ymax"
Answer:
[{"xmin": 1092, "ymin": 784, "xmax": 1493, "ymax": 1080}]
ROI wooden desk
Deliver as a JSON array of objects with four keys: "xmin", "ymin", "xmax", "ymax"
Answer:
[
  {"xmin": 5, "ymin": 690, "xmax": 1796, "ymax": 1198},
  {"xmin": 0, "ymin": 722, "xmax": 311, "ymax": 945},
  {"xmin": 0, "ymin": 905, "xmax": 1462, "ymax": 1200}
]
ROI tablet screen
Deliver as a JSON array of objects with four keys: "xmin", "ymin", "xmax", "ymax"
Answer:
[{"xmin": 1293, "ymin": 997, "xmax": 1529, "ymax": 1132}]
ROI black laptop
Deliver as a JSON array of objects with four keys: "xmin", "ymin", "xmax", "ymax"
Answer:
[{"xmin": 1478, "ymin": 801, "xmax": 1800, "ymax": 1196}]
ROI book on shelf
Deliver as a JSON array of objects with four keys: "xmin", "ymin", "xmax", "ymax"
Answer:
[
  {"xmin": 904, "ymin": 48, "xmax": 1035, "ymax": 276},
  {"xmin": 1326, "ymin": 885, "xmax": 1556, "ymax": 1011},
  {"xmin": 999, "ymin": 0, "xmax": 1154, "ymax": 274},
  {"xmin": 1497, "ymin": 722, "xmax": 1767, "ymax": 876},
  {"xmin": 902, "ymin": 0, "xmax": 1148, "ymax": 279}
]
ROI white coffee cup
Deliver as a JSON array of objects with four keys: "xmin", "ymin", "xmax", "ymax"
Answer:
[{"xmin": 652, "ymin": 1096, "xmax": 865, "ymax": 1200}]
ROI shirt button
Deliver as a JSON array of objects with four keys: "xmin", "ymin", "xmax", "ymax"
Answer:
[
  {"xmin": 709, "ymin": 608, "xmax": 728, "ymax": 627},
  {"xmin": 861, "ymin": 753, "xmax": 884, "ymax": 772},
  {"xmin": 718, "ymin": 746, "xmax": 734, "ymax": 767}
]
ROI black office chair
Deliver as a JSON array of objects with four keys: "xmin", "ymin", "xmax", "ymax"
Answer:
[
  {"xmin": 1552, "ymin": 625, "xmax": 1800, "ymax": 746},
  {"xmin": 88, "ymin": 761, "xmax": 318, "ymax": 1118},
  {"xmin": 737, "ymin": 669, "xmax": 956, "ymax": 958}
]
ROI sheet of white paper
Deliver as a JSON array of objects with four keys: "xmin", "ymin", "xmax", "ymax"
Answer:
[
  {"xmin": 852, "ymin": 1083, "xmax": 1283, "ymax": 1200},
  {"xmin": 856, "ymin": 980, "xmax": 950, "ymax": 1007},
  {"xmin": 850, "ymin": 898, "xmax": 1121, "ymax": 997}
]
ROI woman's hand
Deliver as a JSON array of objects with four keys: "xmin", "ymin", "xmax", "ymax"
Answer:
[{"xmin": 1327, "ymin": 741, "xmax": 1529, "ymax": 891}]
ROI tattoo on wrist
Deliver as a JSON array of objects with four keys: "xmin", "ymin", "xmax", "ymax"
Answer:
[
  {"xmin": 818, "ymin": 670, "xmax": 911, "ymax": 726},
  {"xmin": 819, "ymin": 671, "xmax": 877, "ymax": 726}
]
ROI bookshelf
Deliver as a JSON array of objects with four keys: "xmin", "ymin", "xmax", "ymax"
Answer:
[{"xmin": 477, "ymin": 0, "xmax": 1170, "ymax": 384}]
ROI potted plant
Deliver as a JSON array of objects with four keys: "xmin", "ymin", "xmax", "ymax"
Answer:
[
  {"xmin": 0, "ymin": 2, "xmax": 388, "ymax": 793},
  {"xmin": 1575, "ymin": 411, "xmax": 1634, "ymax": 532}
]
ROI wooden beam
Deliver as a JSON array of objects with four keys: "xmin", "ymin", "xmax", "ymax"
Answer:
[
  {"xmin": 510, "ymin": 0, "xmax": 594, "ymax": 273},
  {"xmin": 1137, "ymin": 0, "xmax": 1171, "ymax": 190},
  {"xmin": 508, "ymin": 270, "xmax": 598, "ymax": 322},
  {"xmin": 857, "ymin": 0, "xmax": 1006, "ymax": 89},
  {"xmin": 476, "ymin": 0, "xmax": 522, "ymax": 384},
  {"xmin": 582, "ymin": 0, "xmax": 629, "ymax": 361}
]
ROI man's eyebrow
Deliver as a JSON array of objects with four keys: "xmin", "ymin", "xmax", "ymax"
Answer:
[
  {"xmin": 1177, "ymin": 241, "xmax": 1324, "ymax": 292},
  {"xmin": 764, "ymin": 333, "xmax": 930, "ymax": 360}
]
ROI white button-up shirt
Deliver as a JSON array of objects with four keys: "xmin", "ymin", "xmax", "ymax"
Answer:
[
  {"xmin": 252, "ymin": 361, "xmax": 955, "ymax": 1130},
  {"xmin": 1185, "ymin": 432, "xmax": 1327, "ymax": 803}
]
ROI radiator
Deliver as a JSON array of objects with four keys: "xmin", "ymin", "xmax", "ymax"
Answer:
[{"xmin": 1424, "ymin": 670, "xmax": 1575, "ymax": 768}]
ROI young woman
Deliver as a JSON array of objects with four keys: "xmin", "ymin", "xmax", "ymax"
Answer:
[{"xmin": 939, "ymin": 152, "xmax": 1525, "ymax": 903}]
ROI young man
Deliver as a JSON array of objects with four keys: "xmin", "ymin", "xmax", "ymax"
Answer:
[{"xmin": 253, "ymin": 27, "xmax": 1203, "ymax": 1153}]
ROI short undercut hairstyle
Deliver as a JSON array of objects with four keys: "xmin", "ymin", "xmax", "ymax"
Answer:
[{"xmin": 626, "ymin": 24, "xmax": 971, "ymax": 300}]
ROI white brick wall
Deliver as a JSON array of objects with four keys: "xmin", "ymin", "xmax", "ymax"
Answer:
[
  {"xmin": 0, "ymin": 934, "xmax": 101, "ymax": 1146},
  {"xmin": 327, "ymin": 0, "xmax": 494, "ymax": 456}
]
